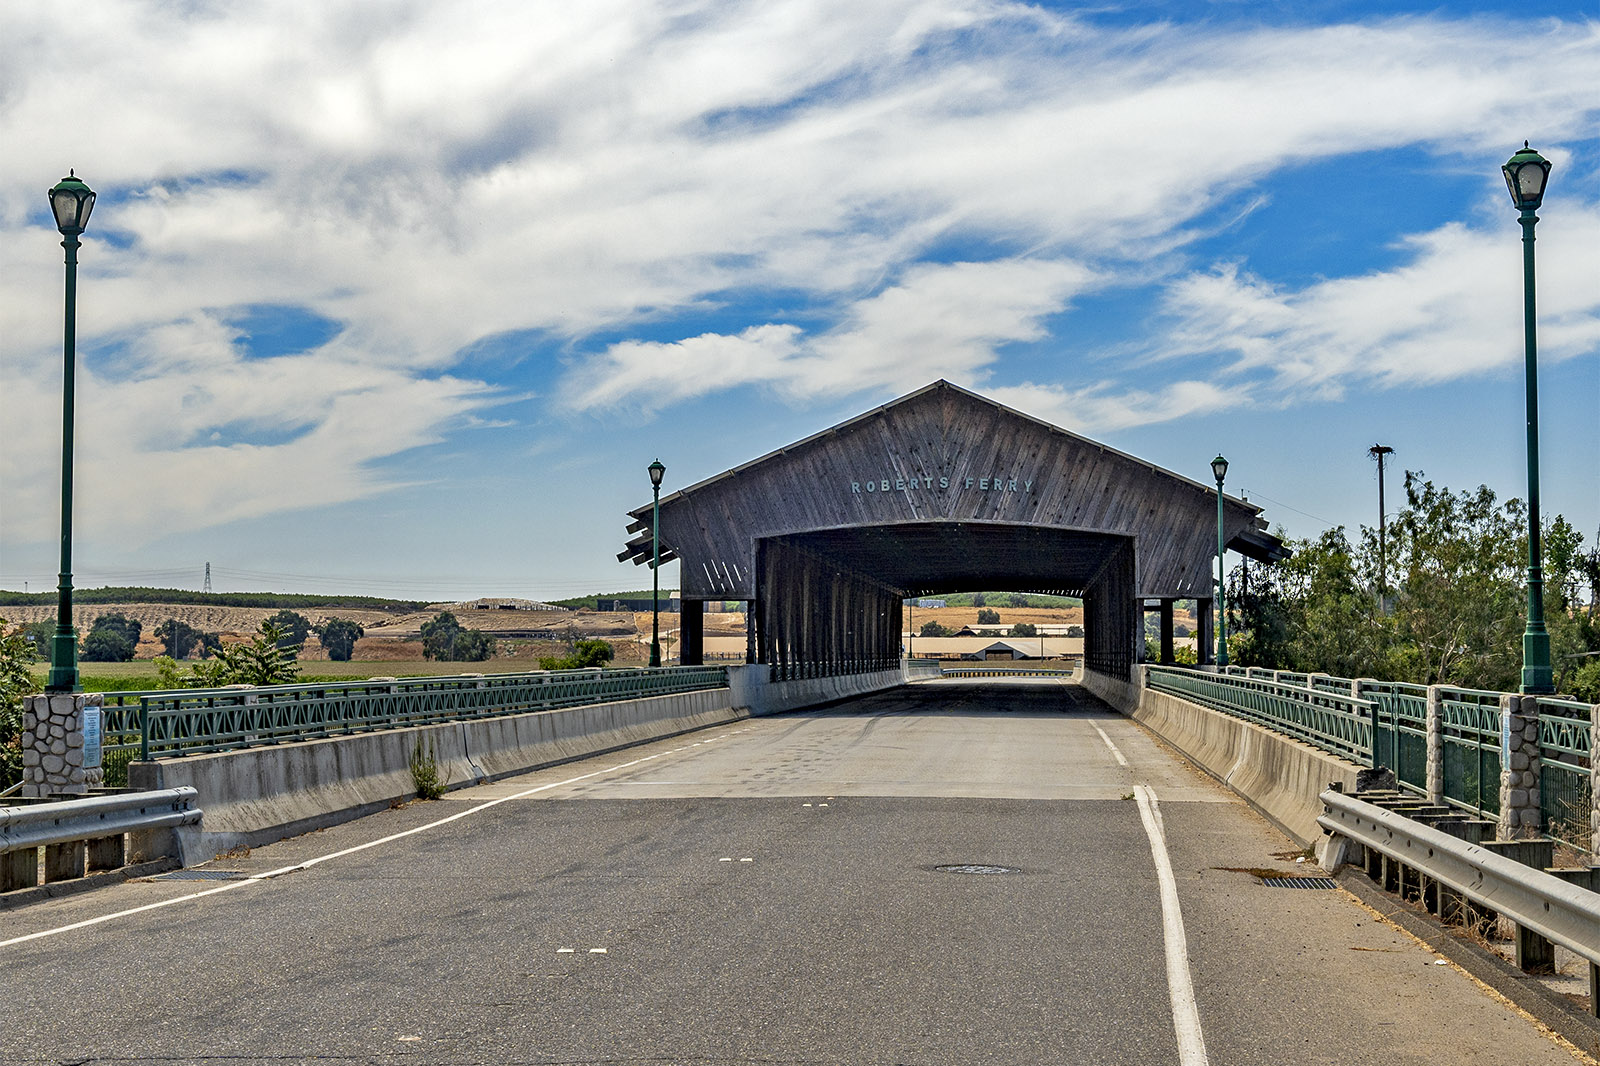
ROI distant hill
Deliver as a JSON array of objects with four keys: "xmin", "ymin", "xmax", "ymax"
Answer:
[{"xmin": 0, "ymin": 587, "xmax": 427, "ymax": 611}]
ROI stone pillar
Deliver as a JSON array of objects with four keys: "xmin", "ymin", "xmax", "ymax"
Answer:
[
  {"xmin": 1426, "ymin": 685, "xmax": 1445, "ymax": 806},
  {"xmin": 1497, "ymin": 693, "xmax": 1541, "ymax": 841},
  {"xmin": 21, "ymin": 692, "xmax": 104, "ymax": 797}
]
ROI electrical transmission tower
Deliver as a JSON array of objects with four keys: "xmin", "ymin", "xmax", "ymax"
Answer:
[{"xmin": 203, "ymin": 562, "xmax": 212, "ymax": 594}]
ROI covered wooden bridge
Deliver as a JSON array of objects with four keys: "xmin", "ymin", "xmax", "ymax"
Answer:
[{"xmin": 619, "ymin": 381, "xmax": 1286, "ymax": 683}]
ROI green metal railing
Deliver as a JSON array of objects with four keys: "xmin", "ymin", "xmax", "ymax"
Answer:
[
  {"xmin": 1147, "ymin": 666, "xmax": 1593, "ymax": 845},
  {"xmin": 1146, "ymin": 667, "xmax": 1372, "ymax": 764},
  {"xmin": 1542, "ymin": 698, "xmax": 1593, "ymax": 839},
  {"xmin": 96, "ymin": 667, "xmax": 728, "ymax": 763}
]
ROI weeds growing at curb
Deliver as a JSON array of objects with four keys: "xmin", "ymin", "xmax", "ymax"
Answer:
[{"xmin": 409, "ymin": 736, "xmax": 448, "ymax": 800}]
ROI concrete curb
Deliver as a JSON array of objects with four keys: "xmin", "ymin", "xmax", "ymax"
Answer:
[
  {"xmin": 0, "ymin": 856, "xmax": 180, "ymax": 911},
  {"xmin": 1335, "ymin": 867, "xmax": 1600, "ymax": 1060}
]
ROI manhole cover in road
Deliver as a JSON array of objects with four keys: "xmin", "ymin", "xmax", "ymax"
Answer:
[
  {"xmin": 934, "ymin": 864, "xmax": 1021, "ymax": 875},
  {"xmin": 1261, "ymin": 877, "xmax": 1339, "ymax": 890}
]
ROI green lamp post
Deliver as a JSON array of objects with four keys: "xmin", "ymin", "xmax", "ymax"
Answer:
[
  {"xmin": 45, "ymin": 171, "xmax": 96, "ymax": 694},
  {"xmin": 1211, "ymin": 454, "xmax": 1229, "ymax": 668},
  {"xmin": 1503, "ymin": 142, "xmax": 1555, "ymax": 695},
  {"xmin": 648, "ymin": 458, "xmax": 666, "ymax": 668}
]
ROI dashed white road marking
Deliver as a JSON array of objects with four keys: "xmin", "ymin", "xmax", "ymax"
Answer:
[
  {"xmin": 0, "ymin": 729, "xmax": 752, "ymax": 950},
  {"xmin": 1093, "ymin": 724, "xmax": 1129, "ymax": 766},
  {"xmin": 1134, "ymin": 784, "xmax": 1209, "ymax": 1066}
]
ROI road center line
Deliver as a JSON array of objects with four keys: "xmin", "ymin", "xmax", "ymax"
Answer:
[
  {"xmin": 0, "ymin": 728, "xmax": 749, "ymax": 951},
  {"xmin": 1092, "ymin": 723, "xmax": 1129, "ymax": 766},
  {"xmin": 1134, "ymin": 784, "xmax": 1209, "ymax": 1066}
]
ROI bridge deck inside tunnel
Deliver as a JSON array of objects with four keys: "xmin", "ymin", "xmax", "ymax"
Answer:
[{"xmin": 621, "ymin": 380, "xmax": 1287, "ymax": 680}]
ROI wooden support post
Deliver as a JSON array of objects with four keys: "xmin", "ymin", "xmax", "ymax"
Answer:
[
  {"xmin": 1515, "ymin": 923, "xmax": 1557, "ymax": 974},
  {"xmin": 3, "ymin": 846, "xmax": 39, "ymax": 892},
  {"xmin": 44, "ymin": 840, "xmax": 86, "ymax": 883},
  {"xmin": 86, "ymin": 833, "xmax": 125, "ymax": 873},
  {"xmin": 1159, "ymin": 599, "xmax": 1175, "ymax": 664}
]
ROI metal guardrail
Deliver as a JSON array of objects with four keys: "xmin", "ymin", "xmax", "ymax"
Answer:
[
  {"xmin": 1147, "ymin": 666, "xmax": 1373, "ymax": 763},
  {"xmin": 1318, "ymin": 790, "xmax": 1600, "ymax": 972},
  {"xmin": 96, "ymin": 667, "xmax": 728, "ymax": 761},
  {"xmin": 1, "ymin": 788, "xmax": 200, "ymax": 856}
]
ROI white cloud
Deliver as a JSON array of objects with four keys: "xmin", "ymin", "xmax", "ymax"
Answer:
[
  {"xmin": 986, "ymin": 378, "xmax": 1255, "ymax": 435},
  {"xmin": 1150, "ymin": 203, "xmax": 1600, "ymax": 400},
  {"xmin": 563, "ymin": 257, "xmax": 1093, "ymax": 410},
  {"xmin": 1, "ymin": 1, "xmax": 1598, "ymax": 556}
]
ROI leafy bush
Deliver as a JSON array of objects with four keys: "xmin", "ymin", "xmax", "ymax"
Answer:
[
  {"xmin": 539, "ymin": 639, "xmax": 615, "ymax": 671},
  {"xmin": 1009, "ymin": 622, "xmax": 1037, "ymax": 637},
  {"xmin": 919, "ymin": 621, "xmax": 954, "ymax": 638},
  {"xmin": 976, "ymin": 608, "xmax": 1000, "ymax": 625},
  {"xmin": 0, "ymin": 619, "xmax": 34, "ymax": 789},
  {"xmin": 409, "ymin": 736, "xmax": 448, "ymax": 800}
]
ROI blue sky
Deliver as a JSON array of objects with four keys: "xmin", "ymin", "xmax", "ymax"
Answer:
[{"xmin": 2, "ymin": 1, "xmax": 1597, "ymax": 602}]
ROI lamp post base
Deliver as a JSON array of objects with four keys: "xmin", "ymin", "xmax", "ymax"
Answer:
[
  {"xmin": 1521, "ymin": 630, "xmax": 1554, "ymax": 695},
  {"xmin": 45, "ymin": 630, "xmax": 80, "ymax": 693}
]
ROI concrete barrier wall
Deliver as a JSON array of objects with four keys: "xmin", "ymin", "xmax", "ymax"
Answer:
[
  {"xmin": 726, "ymin": 663, "xmax": 907, "ymax": 716},
  {"xmin": 130, "ymin": 688, "xmax": 746, "ymax": 862},
  {"xmin": 1079, "ymin": 666, "xmax": 1138, "ymax": 713},
  {"xmin": 1126, "ymin": 679, "xmax": 1362, "ymax": 846},
  {"xmin": 128, "ymin": 665, "xmax": 914, "ymax": 864}
]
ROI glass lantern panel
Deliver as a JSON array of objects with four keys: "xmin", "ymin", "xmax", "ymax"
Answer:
[{"xmin": 1516, "ymin": 163, "xmax": 1547, "ymax": 199}]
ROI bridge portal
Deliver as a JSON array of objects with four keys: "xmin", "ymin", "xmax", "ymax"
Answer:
[{"xmin": 620, "ymin": 381, "xmax": 1286, "ymax": 681}]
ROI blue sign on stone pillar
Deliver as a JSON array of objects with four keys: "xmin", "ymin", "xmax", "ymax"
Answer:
[{"xmin": 82, "ymin": 705, "xmax": 102, "ymax": 769}]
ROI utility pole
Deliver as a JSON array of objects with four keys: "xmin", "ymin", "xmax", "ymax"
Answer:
[{"xmin": 1369, "ymin": 445, "xmax": 1394, "ymax": 604}]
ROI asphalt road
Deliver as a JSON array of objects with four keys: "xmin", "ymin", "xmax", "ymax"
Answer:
[{"xmin": 1, "ymin": 679, "xmax": 1587, "ymax": 1065}]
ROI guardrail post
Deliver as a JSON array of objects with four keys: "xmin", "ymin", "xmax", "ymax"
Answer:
[
  {"xmin": 1425, "ymin": 685, "xmax": 1445, "ymax": 806},
  {"xmin": 85, "ymin": 833, "xmax": 125, "ymax": 872},
  {"xmin": 1498, "ymin": 693, "xmax": 1542, "ymax": 841}
]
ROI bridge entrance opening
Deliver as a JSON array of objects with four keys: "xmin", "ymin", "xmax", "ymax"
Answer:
[{"xmin": 620, "ymin": 381, "xmax": 1285, "ymax": 688}]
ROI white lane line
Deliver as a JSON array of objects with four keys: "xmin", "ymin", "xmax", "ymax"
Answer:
[
  {"xmin": 0, "ymin": 729, "xmax": 751, "ymax": 951},
  {"xmin": 1134, "ymin": 784, "xmax": 1209, "ymax": 1066},
  {"xmin": 1093, "ymin": 724, "xmax": 1129, "ymax": 766}
]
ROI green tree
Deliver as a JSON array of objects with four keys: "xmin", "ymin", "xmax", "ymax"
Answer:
[
  {"xmin": 451, "ymin": 628, "xmax": 495, "ymax": 663},
  {"xmin": 155, "ymin": 618, "xmax": 216, "ymax": 659},
  {"xmin": 20, "ymin": 620, "xmax": 53, "ymax": 658},
  {"xmin": 971, "ymin": 593, "xmax": 987, "ymax": 607},
  {"xmin": 265, "ymin": 610, "xmax": 314, "ymax": 650},
  {"xmin": 421, "ymin": 612, "xmax": 462, "ymax": 661},
  {"xmin": 1, "ymin": 619, "xmax": 36, "ymax": 789},
  {"xmin": 976, "ymin": 608, "xmax": 1000, "ymax": 625},
  {"xmin": 1009, "ymin": 622, "xmax": 1037, "ymax": 637},
  {"xmin": 919, "ymin": 620, "xmax": 954, "ymax": 638},
  {"xmin": 420, "ymin": 611, "xmax": 495, "ymax": 662},
  {"xmin": 158, "ymin": 620, "xmax": 300, "ymax": 687},
  {"xmin": 316, "ymin": 618, "xmax": 364, "ymax": 662},
  {"xmin": 81, "ymin": 613, "xmax": 141, "ymax": 662}
]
